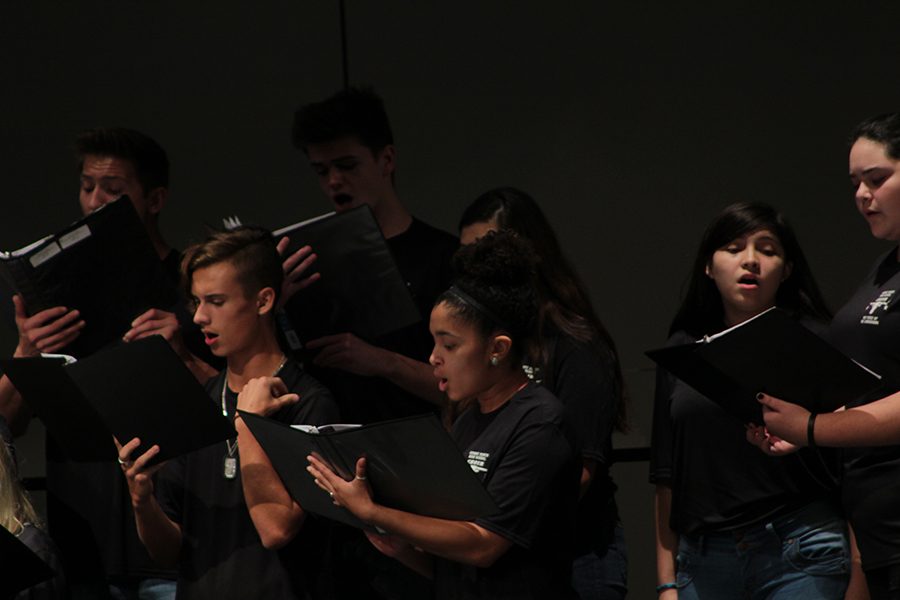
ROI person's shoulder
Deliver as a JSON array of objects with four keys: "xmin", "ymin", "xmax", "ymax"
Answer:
[
  {"xmin": 281, "ymin": 359, "xmax": 331, "ymax": 398},
  {"xmin": 18, "ymin": 523, "xmax": 58, "ymax": 560},
  {"xmin": 512, "ymin": 383, "xmax": 566, "ymax": 424},
  {"xmin": 790, "ymin": 312, "xmax": 829, "ymax": 337},
  {"xmin": 279, "ymin": 359, "xmax": 340, "ymax": 421},
  {"xmin": 406, "ymin": 218, "xmax": 458, "ymax": 248},
  {"xmin": 551, "ymin": 330, "xmax": 614, "ymax": 362},
  {"xmin": 664, "ymin": 329, "xmax": 696, "ymax": 347}
]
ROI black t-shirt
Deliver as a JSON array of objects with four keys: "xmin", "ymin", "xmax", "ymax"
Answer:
[
  {"xmin": 828, "ymin": 249, "xmax": 900, "ymax": 570},
  {"xmin": 649, "ymin": 328, "xmax": 838, "ymax": 534},
  {"xmin": 434, "ymin": 384, "xmax": 579, "ymax": 600},
  {"xmin": 308, "ymin": 218, "xmax": 457, "ymax": 424},
  {"xmin": 537, "ymin": 333, "xmax": 621, "ymax": 555},
  {"xmin": 155, "ymin": 360, "xmax": 339, "ymax": 599}
]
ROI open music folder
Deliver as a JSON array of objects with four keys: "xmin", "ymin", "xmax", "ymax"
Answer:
[
  {"xmin": 0, "ymin": 335, "xmax": 234, "ymax": 463},
  {"xmin": 646, "ymin": 307, "xmax": 882, "ymax": 423},
  {"xmin": 272, "ymin": 205, "xmax": 421, "ymax": 343},
  {"xmin": 240, "ymin": 411, "xmax": 499, "ymax": 530},
  {"xmin": 0, "ymin": 196, "xmax": 178, "ymax": 358}
]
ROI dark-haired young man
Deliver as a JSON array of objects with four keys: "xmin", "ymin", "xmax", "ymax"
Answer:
[
  {"xmin": 290, "ymin": 87, "xmax": 457, "ymax": 424},
  {"xmin": 0, "ymin": 128, "xmax": 216, "ymax": 431},
  {"xmin": 289, "ymin": 87, "xmax": 457, "ymax": 600},
  {"xmin": 0, "ymin": 128, "xmax": 216, "ymax": 600},
  {"xmin": 120, "ymin": 227, "xmax": 338, "ymax": 599}
]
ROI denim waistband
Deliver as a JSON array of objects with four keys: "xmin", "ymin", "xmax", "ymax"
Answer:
[{"xmin": 687, "ymin": 500, "xmax": 843, "ymax": 546}]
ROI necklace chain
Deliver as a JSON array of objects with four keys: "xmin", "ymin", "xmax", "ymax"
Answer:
[
  {"xmin": 220, "ymin": 354, "xmax": 288, "ymax": 418},
  {"xmin": 221, "ymin": 354, "xmax": 287, "ymax": 480}
]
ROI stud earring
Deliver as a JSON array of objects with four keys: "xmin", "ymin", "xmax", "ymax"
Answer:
[{"xmin": 490, "ymin": 356, "xmax": 499, "ymax": 367}]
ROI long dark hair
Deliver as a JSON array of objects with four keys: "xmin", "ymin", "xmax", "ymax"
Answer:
[
  {"xmin": 459, "ymin": 187, "xmax": 627, "ymax": 432},
  {"xmin": 670, "ymin": 202, "xmax": 831, "ymax": 337}
]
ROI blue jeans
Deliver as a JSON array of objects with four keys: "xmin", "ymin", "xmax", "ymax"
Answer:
[
  {"xmin": 676, "ymin": 501, "xmax": 849, "ymax": 600},
  {"xmin": 108, "ymin": 578, "xmax": 177, "ymax": 600},
  {"xmin": 571, "ymin": 522, "xmax": 628, "ymax": 600}
]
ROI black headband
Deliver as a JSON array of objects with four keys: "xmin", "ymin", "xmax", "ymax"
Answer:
[{"xmin": 446, "ymin": 285, "xmax": 511, "ymax": 333}]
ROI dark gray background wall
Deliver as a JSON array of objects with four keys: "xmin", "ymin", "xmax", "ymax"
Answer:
[{"xmin": 3, "ymin": 3, "xmax": 899, "ymax": 597}]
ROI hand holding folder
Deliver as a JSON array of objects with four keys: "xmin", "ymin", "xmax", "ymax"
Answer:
[
  {"xmin": 0, "ymin": 196, "xmax": 178, "ymax": 358},
  {"xmin": 273, "ymin": 205, "xmax": 421, "ymax": 343},
  {"xmin": 0, "ymin": 335, "xmax": 234, "ymax": 463},
  {"xmin": 275, "ymin": 237, "xmax": 321, "ymax": 305},
  {"xmin": 12, "ymin": 293, "xmax": 85, "ymax": 356},
  {"xmin": 646, "ymin": 308, "xmax": 882, "ymax": 423},
  {"xmin": 239, "ymin": 411, "xmax": 499, "ymax": 531}
]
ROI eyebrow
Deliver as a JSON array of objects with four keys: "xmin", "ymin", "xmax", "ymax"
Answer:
[
  {"xmin": 310, "ymin": 155, "xmax": 359, "ymax": 166},
  {"xmin": 80, "ymin": 174, "xmax": 127, "ymax": 182},
  {"xmin": 432, "ymin": 330, "xmax": 460, "ymax": 338},
  {"xmin": 850, "ymin": 166, "xmax": 890, "ymax": 177}
]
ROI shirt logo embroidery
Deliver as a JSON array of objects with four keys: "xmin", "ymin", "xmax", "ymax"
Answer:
[
  {"xmin": 862, "ymin": 290, "xmax": 896, "ymax": 326},
  {"xmin": 467, "ymin": 450, "xmax": 489, "ymax": 473}
]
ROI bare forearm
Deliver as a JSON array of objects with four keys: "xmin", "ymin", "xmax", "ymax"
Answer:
[
  {"xmin": 363, "ymin": 503, "xmax": 508, "ymax": 568},
  {"xmin": 845, "ymin": 524, "xmax": 869, "ymax": 600},
  {"xmin": 389, "ymin": 544, "xmax": 435, "ymax": 579},
  {"xmin": 817, "ymin": 396, "xmax": 900, "ymax": 446},
  {"xmin": 0, "ymin": 375, "xmax": 30, "ymax": 436},
  {"xmin": 133, "ymin": 497, "xmax": 182, "ymax": 568},
  {"xmin": 579, "ymin": 459, "xmax": 597, "ymax": 500},
  {"xmin": 655, "ymin": 485, "xmax": 679, "ymax": 594},
  {"xmin": 236, "ymin": 419, "xmax": 304, "ymax": 548},
  {"xmin": 378, "ymin": 350, "xmax": 446, "ymax": 407}
]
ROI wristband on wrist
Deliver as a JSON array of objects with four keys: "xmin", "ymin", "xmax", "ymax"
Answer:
[
  {"xmin": 656, "ymin": 582, "xmax": 677, "ymax": 593},
  {"xmin": 807, "ymin": 412, "xmax": 818, "ymax": 449}
]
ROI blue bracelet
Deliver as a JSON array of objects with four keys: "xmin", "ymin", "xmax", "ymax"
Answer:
[{"xmin": 656, "ymin": 582, "xmax": 677, "ymax": 593}]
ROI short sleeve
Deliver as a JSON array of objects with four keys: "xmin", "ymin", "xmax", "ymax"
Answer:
[
  {"xmin": 277, "ymin": 373, "xmax": 341, "ymax": 427},
  {"xmin": 649, "ymin": 331, "xmax": 697, "ymax": 486},
  {"xmin": 649, "ymin": 363, "xmax": 676, "ymax": 485},
  {"xmin": 551, "ymin": 336, "xmax": 619, "ymax": 465},
  {"xmin": 475, "ymin": 419, "xmax": 576, "ymax": 549}
]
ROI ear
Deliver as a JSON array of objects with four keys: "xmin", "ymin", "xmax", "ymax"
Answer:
[
  {"xmin": 256, "ymin": 287, "xmax": 276, "ymax": 316},
  {"xmin": 376, "ymin": 145, "xmax": 396, "ymax": 179},
  {"xmin": 704, "ymin": 262, "xmax": 713, "ymax": 279},
  {"xmin": 488, "ymin": 334, "xmax": 513, "ymax": 365},
  {"xmin": 146, "ymin": 187, "xmax": 168, "ymax": 216}
]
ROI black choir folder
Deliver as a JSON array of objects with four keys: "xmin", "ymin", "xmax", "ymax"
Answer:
[
  {"xmin": 0, "ymin": 526, "xmax": 54, "ymax": 598},
  {"xmin": 272, "ymin": 205, "xmax": 421, "ymax": 343},
  {"xmin": 0, "ymin": 196, "xmax": 178, "ymax": 358},
  {"xmin": 0, "ymin": 335, "xmax": 234, "ymax": 463},
  {"xmin": 240, "ymin": 411, "xmax": 499, "ymax": 530},
  {"xmin": 646, "ymin": 307, "xmax": 882, "ymax": 423}
]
